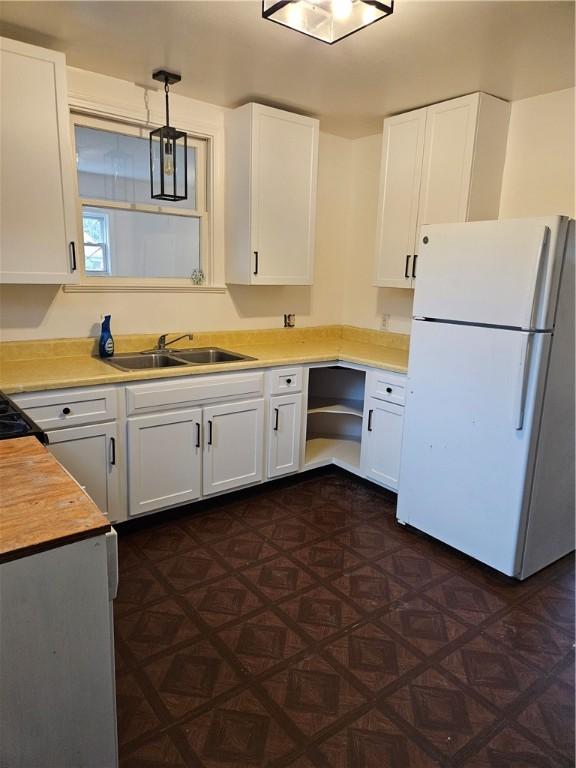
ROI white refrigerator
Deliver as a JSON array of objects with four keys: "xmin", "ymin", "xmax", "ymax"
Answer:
[{"xmin": 396, "ymin": 215, "xmax": 574, "ymax": 579}]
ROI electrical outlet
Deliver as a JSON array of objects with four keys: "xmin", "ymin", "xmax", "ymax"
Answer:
[
  {"xmin": 284, "ymin": 314, "xmax": 296, "ymax": 328},
  {"xmin": 381, "ymin": 314, "xmax": 390, "ymax": 330}
]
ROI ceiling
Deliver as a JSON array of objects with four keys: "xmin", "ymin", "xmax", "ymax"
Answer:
[{"xmin": 1, "ymin": 0, "xmax": 574, "ymax": 137}]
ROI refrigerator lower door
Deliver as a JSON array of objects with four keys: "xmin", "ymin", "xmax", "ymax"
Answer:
[{"xmin": 397, "ymin": 320, "xmax": 550, "ymax": 576}]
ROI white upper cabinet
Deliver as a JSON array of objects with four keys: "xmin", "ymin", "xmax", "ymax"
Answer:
[
  {"xmin": 375, "ymin": 93, "xmax": 510, "ymax": 288},
  {"xmin": 225, "ymin": 103, "xmax": 319, "ymax": 285},
  {"xmin": 0, "ymin": 37, "xmax": 78, "ymax": 284},
  {"xmin": 375, "ymin": 108, "xmax": 427, "ymax": 288}
]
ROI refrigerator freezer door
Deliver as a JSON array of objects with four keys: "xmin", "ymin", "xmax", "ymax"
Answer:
[
  {"xmin": 397, "ymin": 320, "xmax": 550, "ymax": 576},
  {"xmin": 413, "ymin": 216, "xmax": 567, "ymax": 329}
]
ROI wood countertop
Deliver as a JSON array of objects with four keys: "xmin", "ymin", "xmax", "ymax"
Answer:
[{"xmin": 0, "ymin": 437, "xmax": 110, "ymax": 563}]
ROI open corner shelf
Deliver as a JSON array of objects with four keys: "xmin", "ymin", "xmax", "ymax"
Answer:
[{"xmin": 304, "ymin": 436, "xmax": 361, "ymax": 474}]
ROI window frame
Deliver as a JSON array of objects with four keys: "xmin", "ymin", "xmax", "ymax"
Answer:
[
  {"xmin": 82, "ymin": 208, "xmax": 110, "ymax": 275},
  {"xmin": 69, "ymin": 111, "xmax": 215, "ymax": 290}
]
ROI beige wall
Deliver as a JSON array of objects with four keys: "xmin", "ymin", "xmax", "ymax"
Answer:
[
  {"xmin": 341, "ymin": 134, "xmax": 414, "ymax": 334},
  {"xmin": 0, "ymin": 75, "xmax": 574, "ymax": 342},
  {"xmin": 500, "ymin": 88, "xmax": 575, "ymax": 219},
  {"xmin": 340, "ymin": 87, "xmax": 576, "ymax": 333},
  {"xmin": 0, "ymin": 69, "xmax": 351, "ymax": 341}
]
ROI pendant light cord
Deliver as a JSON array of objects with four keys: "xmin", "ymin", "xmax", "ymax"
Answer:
[{"xmin": 164, "ymin": 79, "xmax": 170, "ymax": 128}]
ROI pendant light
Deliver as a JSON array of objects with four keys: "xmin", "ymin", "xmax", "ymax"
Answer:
[
  {"xmin": 149, "ymin": 70, "xmax": 188, "ymax": 201},
  {"xmin": 262, "ymin": 0, "xmax": 394, "ymax": 44}
]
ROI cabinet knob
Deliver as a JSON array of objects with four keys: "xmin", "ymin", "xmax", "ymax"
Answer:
[
  {"xmin": 62, "ymin": 407, "xmax": 71, "ymax": 415},
  {"xmin": 286, "ymin": 378, "xmax": 292, "ymax": 385},
  {"xmin": 386, "ymin": 387, "xmax": 393, "ymax": 394}
]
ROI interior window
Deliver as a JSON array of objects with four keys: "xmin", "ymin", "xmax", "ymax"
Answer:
[{"xmin": 74, "ymin": 122, "xmax": 207, "ymax": 281}]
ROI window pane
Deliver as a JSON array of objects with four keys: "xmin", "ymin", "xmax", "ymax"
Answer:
[
  {"xmin": 84, "ymin": 245, "xmax": 107, "ymax": 273},
  {"xmin": 83, "ymin": 215, "xmax": 105, "ymax": 243},
  {"xmin": 83, "ymin": 206, "xmax": 200, "ymax": 279},
  {"xmin": 75, "ymin": 126, "xmax": 197, "ymax": 210}
]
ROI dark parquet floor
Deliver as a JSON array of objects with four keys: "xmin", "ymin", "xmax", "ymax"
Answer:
[{"xmin": 114, "ymin": 470, "xmax": 575, "ymax": 767}]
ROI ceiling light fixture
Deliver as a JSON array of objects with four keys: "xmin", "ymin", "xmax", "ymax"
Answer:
[
  {"xmin": 262, "ymin": 0, "xmax": 394, "ymax": 44},
  {"xmin": 149, "ymin": 70, "xmax": 187, "ymax": 201}
]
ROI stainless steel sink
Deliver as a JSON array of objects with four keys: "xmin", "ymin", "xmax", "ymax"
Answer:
[
  {"xmin": 101, "ymin": 353, "xmax": 188, "ymax": 372},
  {"xmin": 171, "ymin": 347, "xmax": 255, "ymax": 364},
  {"xmin": 99, "ymin": 347, "xmax": 255, "ymax": 371}
]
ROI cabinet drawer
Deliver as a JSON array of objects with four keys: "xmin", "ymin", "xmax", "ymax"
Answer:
[
  {"xmin": 268, "ymin": 367, "xmax": 303, "ymax": 395},
  {"xmin": 126, "ymin": 372, "xmax": 264, "ymax": 415},
  {"xmin": 367, "ymin": 370, "xmax": 406, "ymax": 406},
  {"xmin": 13, "ymin": 387, "xmax": 117, "ymax": 429}
]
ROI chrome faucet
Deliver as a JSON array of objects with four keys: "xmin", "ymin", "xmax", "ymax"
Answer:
[{"xmin": 156, "ymin": 333, "xmax": 194, "ymax": 351}]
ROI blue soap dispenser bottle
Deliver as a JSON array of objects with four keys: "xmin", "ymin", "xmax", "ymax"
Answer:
[{"xmin": 99, "ymin": 314, "xmax": 114, "ymax": 358}]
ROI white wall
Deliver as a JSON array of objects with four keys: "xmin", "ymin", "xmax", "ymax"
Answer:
[
  {"xmin": 0, "ymin": 73, "xmax": 573, "ymax": 342},
  {"xmin": 499, "ymin": 87, "xmax": 575, "ymax": 219},
  {"xmin": 341, "ymin": 87, "xmax": 575, "ymax": 334},
  {"xmin": 341, "ymin": 134, "xmax": 414, "ymax": 334},
  {"xmin": 0, "ymin": 68, "xmax": 351, "ymax": 341}
]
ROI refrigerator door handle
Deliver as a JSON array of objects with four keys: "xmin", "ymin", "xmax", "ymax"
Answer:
[
  {"xmin": 513, "ymin": 332, "xmax": 534, "ymax": 430},
  {"xmin": 524, "ymin": 226, "xmax": 550, "ymax": 329}
]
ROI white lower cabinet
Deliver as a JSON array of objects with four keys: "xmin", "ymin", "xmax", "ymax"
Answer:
[
  {"xmin": 127, "ymin": 408, "xmax": 202, "ymax": 516},
  {"xmin": 361, "ymin": 397, "xmax": 404, "ymax": 491},
  {"xmin": 17, "ymin": 363, "xmax": 407, "ymax": 523},
  {"xmin": 46, "ymin": 422, "xmax": 122, "ymax": 523},
  {"xmin": 203, "ymin": 399, "xmax": 264, "ymax": 495},
  {"xmin": 268, "ymin": 393, "xmax": 303, "ymax": 478}
]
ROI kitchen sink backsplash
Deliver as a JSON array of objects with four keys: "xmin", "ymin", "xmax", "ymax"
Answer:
[{"xmin": 0, "ymin": 325, "xmax": 409, "ymax": 363}]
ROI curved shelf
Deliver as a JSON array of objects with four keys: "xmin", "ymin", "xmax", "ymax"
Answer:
[{"xmin": 307, "ymin": 397, "xmax": 363, "ymax": 418}]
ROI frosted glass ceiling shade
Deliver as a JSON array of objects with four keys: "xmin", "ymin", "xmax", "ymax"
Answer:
[{"xmin": 262, "ymin": 0, "xmax": 394, "ymax": 44}]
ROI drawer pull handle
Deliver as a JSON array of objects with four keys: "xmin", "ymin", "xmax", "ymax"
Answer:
[
  {"xmin": 109, "ymin": 437, "xmax": 116, "ymax": 466},
  {"xmin": 62, "ymin": 407, "xmax": 71, "ymax": 415},
  {"xmin": 274, "ymin": 407, "xmax": 279, "ymax": 431},
  {"xmin": 367, "ymin": 409, "xmax": 374, "ymax": 432},
  {"xmin": 386, "ymin": 387, "xmax": 393, "ymax": 394},
  {"xmin": 207, "ymin": 420, "xmax": 213, "ymax": 446},
  {"xmin": 286, "ymin": 378, "xmax": 292, "ymax": 385},
  {"xmin": 196, "ymin": 422, "xmax": 201, "ymax": 448}
]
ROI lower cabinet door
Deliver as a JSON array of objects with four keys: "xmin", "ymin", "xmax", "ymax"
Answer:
[
  {"xmin": 46, "ymin": 422, "xmax": 123, "ymax": 523},
  {"xmin": 361, "ymin": 397, "xmax": 404, "ymax": 490},
  {"xmin": 268, "ymin": 393, "xmax": 302, "ymax": 478},
  {"xmin": 127, "ymin": 408, "xmax": 202, "ymax": 516},
  {"xmin": 203, "ymin": 399, "xmax": 264, "ymax": 495}
]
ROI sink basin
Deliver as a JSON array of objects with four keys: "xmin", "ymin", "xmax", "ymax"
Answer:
[
  {"xmin": 102, "ymin": 353, "xmax": 188, "ymax": 372},
  {"xmin": 171, "ymin": 347, "xmax": 255, "ymax": 364},
  {"xmin": 98, "ymin": 347, "xmax": 255, "ymax": 371}
]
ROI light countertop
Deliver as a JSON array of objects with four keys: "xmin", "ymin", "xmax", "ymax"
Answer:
[
  {"xmin": 0, "ymin": 326, "xmax": 409, "ymax": 394},
  {"xmin": 0, "ymin": 437, "xmax": 110, "ymax": 563}
]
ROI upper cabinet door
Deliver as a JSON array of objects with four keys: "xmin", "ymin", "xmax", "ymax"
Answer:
[
  {"xmin": 0, "ymin": 38, "xmax": 78, "ymax": 284},
  {"xmin": 375, "ymin": 108, "xmax": 427, "ymax": 288},
  {"xmin": 416, "ymin": 93, "xmax": 479, "ymax": 231},
  {"xmin": 225, "ymin": 103, "xmax": 319, "ymax": 285}
]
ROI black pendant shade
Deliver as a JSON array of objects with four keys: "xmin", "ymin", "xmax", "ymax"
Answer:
[{"xmin": 149, "ymin": 70, "xmax": 188, "ymax": 201}]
